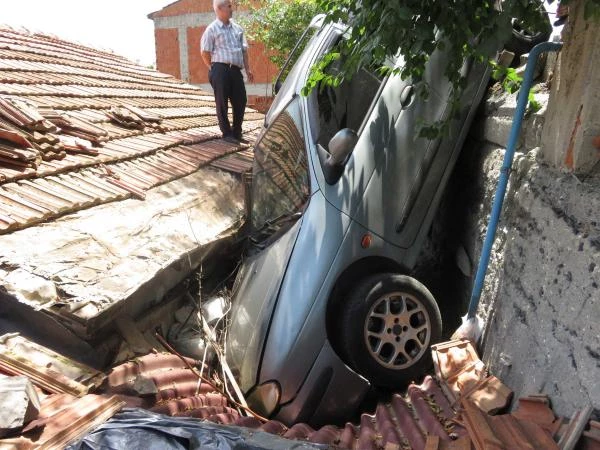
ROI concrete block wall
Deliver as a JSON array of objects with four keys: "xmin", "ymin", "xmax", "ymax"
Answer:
[{"xmin": 452, "ymin": 82, "xmax": 600, "ymax": 419}]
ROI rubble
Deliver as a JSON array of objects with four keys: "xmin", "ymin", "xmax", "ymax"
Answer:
[
  {"xmin": 0, "ymin": 375, "xmax": 40, "ymax": 438},
  {"xmin": 0, "ymin": 330, "xmax": 596, "ymax": 449},
  {"xmin": 431, "ymin": 339, "xmax": 512, "ymax": 414},
  {"xmin": 0, "ymin": 333, "xmax": 105, "ymax": 396},
  {"xmin": 0, "ymin": 394, "xmax": 125, "ymax": 449}
]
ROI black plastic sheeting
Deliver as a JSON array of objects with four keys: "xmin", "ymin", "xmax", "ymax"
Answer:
[{"xmin": 66, "ymin": 408, "xmax": 326, "ymax": 450}]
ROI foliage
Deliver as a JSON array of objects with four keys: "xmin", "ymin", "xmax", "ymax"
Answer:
[
  {"xmin": 305, "ymin": 0, "xmax": 557, "ymax": 136},
  {"xmin": 239, "ymin": 0, "xmax": 600, "ymax": 135},
  {"xmin": 237, "ymin": 0, "xmax": 322, "ymax": 69},
  {"xmin": 303, "ymin": 0, "xmax": 598, "ymax": 136},
  {"xmin": 490, "ymin": 61, "xmax": 541, "ymax": 114}
]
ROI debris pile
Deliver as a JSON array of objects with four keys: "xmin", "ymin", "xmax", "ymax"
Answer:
[{"xmin": 0, "ymin": 330, "xmax": 597, "ymax": 449}]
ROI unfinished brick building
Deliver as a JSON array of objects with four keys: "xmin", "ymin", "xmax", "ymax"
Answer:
[{"xmin": 148, "ymin": 0, "xmax": 277, "ymax": 111}]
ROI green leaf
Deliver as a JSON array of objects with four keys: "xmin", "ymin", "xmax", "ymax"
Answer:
[
  {"xmin": 526, "ymin": 91, "xmax": 541, "ymax": 115},
  {"xmin": 294, "ymin": 0, "xmax": 599, "ymax": 139}
]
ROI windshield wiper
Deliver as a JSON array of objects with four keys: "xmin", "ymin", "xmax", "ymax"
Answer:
[{"xmin": 249, "ymin": 211, "xmax": 303, "ymax": 247}]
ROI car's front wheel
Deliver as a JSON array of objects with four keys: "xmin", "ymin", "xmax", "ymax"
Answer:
[{"xmin": 338, "ymin": 273, "xmax": 442, "ymax": 388}]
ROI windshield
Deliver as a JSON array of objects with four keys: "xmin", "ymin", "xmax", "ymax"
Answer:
[
  {"xmin": 273, "ymin": 15, "xmax": 323, "ymax": 94},
  {"xmin": 266, "ymin": 17, "xmax": 324, "ymax": 126},
  {"xmin": 250, "ymin": 97, "xmax": 310, "ymax": 240}
]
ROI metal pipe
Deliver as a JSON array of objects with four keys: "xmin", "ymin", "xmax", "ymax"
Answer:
[{"xmin": 467, "ymin": 41, "xmax": 562, "ymax": 318}]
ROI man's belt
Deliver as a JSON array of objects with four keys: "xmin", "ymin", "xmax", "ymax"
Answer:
[{"xmin": 213, "ymin": 62, "xmax": 242, "ymax": 70}]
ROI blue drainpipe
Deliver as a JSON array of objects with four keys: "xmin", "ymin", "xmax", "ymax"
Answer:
[{"xmin": 467, "ymin": 41, "xmax": 563, "ymax": 319}]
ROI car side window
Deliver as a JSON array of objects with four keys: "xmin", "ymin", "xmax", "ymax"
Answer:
[{"xmin": 315, "ymin": 64, "xmax": 383, "ymax": 148}]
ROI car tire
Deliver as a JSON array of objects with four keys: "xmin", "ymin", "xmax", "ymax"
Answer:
[
  {"xmin": 505, "ymin": 15, "xmax": 552, "ymax": 56},
  {"xmin": 339, "ymin": 273, "xmax": 442, "ymax": 388}
]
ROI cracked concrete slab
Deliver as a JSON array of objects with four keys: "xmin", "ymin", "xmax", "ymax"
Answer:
[{"xmin": 0, "ymin": 167, "xmax": 244, "ymax": 340}]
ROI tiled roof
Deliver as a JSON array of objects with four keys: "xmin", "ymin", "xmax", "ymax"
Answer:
[
  {"xmin": 0, "ymin": 25, "xmax": 259, "ymax": 234},
  {"xmin": 97, "ymin": 350, "xmax": 591, "ymax": 450},
  {"xmin": 2, "ymin": 338, "xmax": 591, "ymax": 449},
  {"xmin": 102, "ymin": 353, "xmax": 467, "ymax": 450}
]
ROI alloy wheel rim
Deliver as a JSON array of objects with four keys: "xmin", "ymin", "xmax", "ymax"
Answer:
[{"xmin": 363, "ymin": 291, "xmax": 431, "ymax": 370}]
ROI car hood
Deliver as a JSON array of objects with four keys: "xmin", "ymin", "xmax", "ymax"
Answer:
[{"xmin": 225, "ymin": 219, "xmax": 302, "ymax": 392}]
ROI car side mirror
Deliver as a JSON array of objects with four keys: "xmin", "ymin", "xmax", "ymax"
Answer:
[
  {"xmin": 328, "ymin": 129, "xmax": 357, "ymax": 164},
  {"xmin": 273, "ymin": 80, "xmax": 282, "ymax": 95},
  {"xmin": 317, "ymin": 128, "xmax": 358, "ymax": 185}
]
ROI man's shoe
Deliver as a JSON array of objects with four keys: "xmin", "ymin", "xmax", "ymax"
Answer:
[
  {"xmin": 223, "ymin": 136, "xmax": 240, "ymax": 145},
  {"xmin": 233, "ymin": 134, "xmax": 250, "ymax": 144}
]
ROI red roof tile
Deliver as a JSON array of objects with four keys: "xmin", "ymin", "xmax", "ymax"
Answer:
[
  {"xmin": 0, "ymin": 25, "xmax": 259, "ymax": 235},
  {"xmin": 100, "ymin": 352, "xmax": 470, "ymax": 450},
  {"xmin": 0, "ymin": 393, "xmax": 125, "ymax": 449}
]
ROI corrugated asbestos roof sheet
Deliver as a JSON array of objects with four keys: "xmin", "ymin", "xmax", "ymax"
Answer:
[{"xmin": 0, "ymin": 25, "xmax": 259, "ymax": 234}]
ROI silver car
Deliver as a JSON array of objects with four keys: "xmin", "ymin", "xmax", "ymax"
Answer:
[{"xmin": 225, "ymin": 15, "xmax": 494, "ymax": 426}]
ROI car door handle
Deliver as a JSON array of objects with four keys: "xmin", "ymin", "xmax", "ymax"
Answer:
[{"xmin": 400, "ymin": 85, "xmax": 414, "ymax": 108}]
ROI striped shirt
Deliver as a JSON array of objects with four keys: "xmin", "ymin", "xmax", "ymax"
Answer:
[{"xmin": 201, "ymin": 19, "xmax": 248, "ymax": 69}]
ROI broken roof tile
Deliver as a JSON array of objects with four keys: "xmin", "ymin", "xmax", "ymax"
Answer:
[
  {"xmin": 461, "ymin": 398, "xmax": 560, "ymax": 450},
  {"xmin": 0, "ymin": 393, "xmax": 125, "ymax": 449},
  {"xmin": 557, "ymin": 405, "xmax": 594, "ymax": 450},
  {"xmin": 512, "ymin": 395, "xmax": 563, "ymax": 437},
  {"xmin": 582, "ymin": 420, "xmax": 600, "ymax": 450},
  {"xmin": 100, "ymin": 352, "xmax": 472, "ymax": 450},
  {"xmin": 0, "ymin": 334, "xmax": 105, "ymax": 396}
]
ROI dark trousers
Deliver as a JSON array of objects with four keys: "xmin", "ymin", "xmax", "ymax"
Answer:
[{"xmin": 209, "ymin": 63, "xmax": 247, "ymax": 139}]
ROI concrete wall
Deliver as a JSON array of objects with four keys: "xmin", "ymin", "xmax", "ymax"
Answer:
[
  {"xmin": 450, "ymin": 69, "xmax": 600, "ymax": 419},
  {"xmin": 482, "ymin": 159, "xmax": 599, "ymax": 417},
  {"xmin": 541, "ymin": 0, "xmax": 600, "ymax": 173}
]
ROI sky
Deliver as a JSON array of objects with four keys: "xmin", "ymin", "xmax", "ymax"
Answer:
[{"xmin": 2, "ymin": 1, "xmax": 176, "ymax": 67}]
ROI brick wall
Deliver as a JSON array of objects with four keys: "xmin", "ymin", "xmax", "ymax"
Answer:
[
  {"xmin": 154, "ymin": 28, "xmax": 181, "ymax": 80},
  {"xmin": 187, "ymin": 26, "xmax": 207, "ymax": 83},
  {"xmin": 247, "ymin": 42, "xmax": 277, "ymax": 83},
  {"xmin": 248, "ymin": 95, "xmax": 274, "ymax": 114}
]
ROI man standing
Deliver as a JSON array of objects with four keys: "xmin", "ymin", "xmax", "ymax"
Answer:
[{"xmin": 201, "ymin": 0, "xmax": 254, "ymax": 144}]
